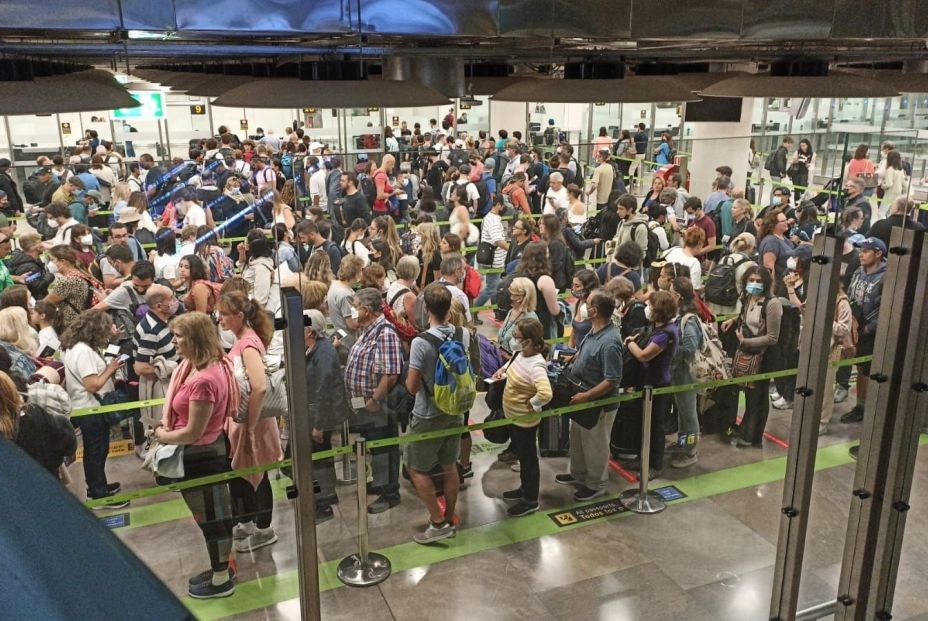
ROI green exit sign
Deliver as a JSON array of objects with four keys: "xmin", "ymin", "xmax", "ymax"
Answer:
[{"xmin": 112, "ymin": 91, "xmax": 165, "ymax": 119}]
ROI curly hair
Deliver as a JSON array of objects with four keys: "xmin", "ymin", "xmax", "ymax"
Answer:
[
  {"xmin": 169, "ymin": 312, "xmax": 225, "ymax": 369},
  {"xmin": 303, "ymin": 251, "xmax": 334, "ymax": 287},
  {"xmin": 60, "ymin": 309, "xmax": 113, "ymax": 350},
  {"xmin": 517, "ymin": 241, "xmax": 551, "ymax": 279}
]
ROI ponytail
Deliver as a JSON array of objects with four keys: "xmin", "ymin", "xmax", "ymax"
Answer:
[{"xmin": 219, "ymin": 291, "xmax": 275, "ymax": 347}]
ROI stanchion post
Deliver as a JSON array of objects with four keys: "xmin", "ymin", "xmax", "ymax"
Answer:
[
  {"xmin": 337, "ymin": 421, "xmax": 357, "ymax": 485},
  {"xmin": 280, "ymin": 288, "xmax": 321, "ymax": 621},
  {"xmin": 619, "ymin": 386, "xmax": 666, "ymax": 514},
  {"xmin": 336, "ymin": 438, "xmax": 391, "ymax": 587}
]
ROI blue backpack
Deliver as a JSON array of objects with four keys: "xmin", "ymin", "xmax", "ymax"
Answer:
[
  {"xmin": 280, "ymin": 153, "xmax": 293, "ymax": 179},
  {"xmin": 419, "ymin": 327, "xmax": 477, "ymax": 416}
]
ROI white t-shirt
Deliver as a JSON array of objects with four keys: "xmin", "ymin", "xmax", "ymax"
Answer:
[
  {"xmin": 341, "ymin": 238, "xmax": 370, "ymax": 265},
  {"xmin": 663, "ymin": 247, "xmax": 703, "ymax": 290},
  {"xmin": 309, "ymin": 169, "xmax": 328, "ymax": 209},
  {"xmin": 37, "ymin": 326, "xmax": 60, "ymax": 357},
  {"xmin": 183, "ymin": 203, "xmax": 207, "ymax": 228},
  {"xmin": 51, "ymin": 218, "xmax": 80, "ymax": 247},
  {"xmin": 543, "ymin": 186, "xmax": 570, "ymax": 214},
  {"xmin": 63, "ymin": 342, "xmax": 114, "ymax": 411},
  {"xmin": 153, "ymin": 253, "xmax": 180, "ymax": 281}
]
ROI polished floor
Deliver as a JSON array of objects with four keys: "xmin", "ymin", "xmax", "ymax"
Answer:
[{"xmin": 67, "ymin": 385, "xmax": 928, "ymax": 621}]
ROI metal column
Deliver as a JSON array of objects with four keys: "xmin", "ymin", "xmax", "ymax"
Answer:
[
  {"xmin": 280, "ymin": 288, "xmax": 322, "ymax": 621},
  {"xmin": 836, "ymin": 227, "xmax": 928, "ymax": 620},
  {"xmin": 769, "ymin": 233, "xmax": 842, "ymax": 620}
]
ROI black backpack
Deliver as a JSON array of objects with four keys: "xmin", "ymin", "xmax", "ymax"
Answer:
[
  {"xmin": 473, "ymin": 179, "xmax": 490, "ymax": 214},
  {"xmin": 630, "ymin": 221, "xmax": 661, "ymax": 266},
  {"xmin": 494, "ymin": 271, "xmax": 518, "ymax": 317},
  {"xmin": 358, "ymin": 173, "xmax": 376, "ymax": 207},
  {"xmin": 325, "ymin": 168, "xmax": 343, "ymax": 205},
  {"xmin": 582, "ymin": 211, "xmax": 603, "ymax": 240},
  {"xmin": 704, "ymin": 256, "xmax": 751, "ymax": 307}
]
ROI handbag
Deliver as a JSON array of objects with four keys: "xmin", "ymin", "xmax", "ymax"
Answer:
[
  {"xmin": 482, "ymin": 408, "xmax": 510, "ymax": 444},
  {"xmin": 234, "ymin": 354, "xmax": 290, "ymax": 421},
  {"xmin": 484, "ymin": 353, "xmax": 517, "ymax": 411},
  {"xmin": 732, "ymin": 348, "xmax": 763, "ymax": 378},
  {"xmin": 476, "ymin": 241, "xmax": 496, "ymax": 266},
  {"xmin": 551, "ymin": 367, "xmax": 602, "ymax": 430}
]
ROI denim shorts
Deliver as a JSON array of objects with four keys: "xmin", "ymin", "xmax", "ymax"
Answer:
[{"xmin": 404, "ymin": 414, "xmax": 463, "ymax": 473}]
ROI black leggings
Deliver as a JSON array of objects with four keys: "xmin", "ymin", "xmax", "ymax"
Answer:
[
  {"xmin": 230, "ymin": 473, "xmax": 274, "ymax": 529},
  {"xmin": 509, "ymin": 424, "xmax": 540, "ymax": 502},
  {"xmin": 178, "ymin": 436, "xmax": 233, "ymax": 573}
]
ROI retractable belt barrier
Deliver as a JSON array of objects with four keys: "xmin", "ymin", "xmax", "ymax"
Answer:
[{"xmin": 81, "ymin": 354, "xmax": 871, "ymax": 509}]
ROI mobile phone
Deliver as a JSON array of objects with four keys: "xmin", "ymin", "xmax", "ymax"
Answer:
[
  {"xmin": 105, "ymin": 344, "xmax": 121, "ymax": 356},
  {"xmin": 350, "ymin": 396, "xmax": 367, "ymax": 409},
  {"xmin": 118, "ymin": 354, "xmax": 131, "ymax": 363},
  {"xmin": 25, "ymin": 272, "xmax": 41, "ymax": 283},
  {"xmin": 336, "ymin": 329, "xmax": 348, "ymax": 339}
]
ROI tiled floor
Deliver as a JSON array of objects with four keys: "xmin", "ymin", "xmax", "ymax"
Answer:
[{"xmin": 65, "ymin": 382, "xmax": 928, "ymax": 621}]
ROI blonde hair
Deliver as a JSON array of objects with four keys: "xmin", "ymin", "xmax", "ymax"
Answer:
[
  {"xmin": 300, "ymin": 280, "xmax": 329, "ymax": 310},
  {"xmin": 417, "ymin": 222, "xmax": 441, "ymax": 266},
  {"xmin": 509, "ymin": 277, "xmax": 537, "ymax": 313},
  {"xmin": 304, "ymin": 251, "xmax": 335, "ymax": 287},
  {"xmin": 111, "ymin": 181, "xmax": 131, "ymax": 205},
  {"xmin": 0, "ymin": 371, "xmax": 22, "ymax": 440},
  {"xmin": 169, "ymin": 312, "xmax": 225, "ymax": 369},
  {"xmin": 730, "ymin": 232, "xmax": 757, "ymax": 255},
  {"xmin": 448, "ymin": 298, "xmax": 469, "ymax": 328},
  {"xmin": 0, "ymin": 307, "xmax": 38, "ymax": 355}
]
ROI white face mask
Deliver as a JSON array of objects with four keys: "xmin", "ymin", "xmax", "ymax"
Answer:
[
  {"xmin": 47, "ymin": 220, "xmax": 59, "ymax": 229},
  {"xmin": 176, "ymin": 202, "xmax": 188, "ymax": 217},
  {"xmin": 79, "ymin": 234, "xmax": 93, "ymax": 246},
  {"xmin": 644, "ymin": 305, "xmax": 652, "ymax": 321},
  {"xmin": 350, "ymin": 306, "xmax": 359, "ymax": 320},
  {"xmin": 28, "ymin": 297, "xmax": 35, "ymax": 309},
  {"xmin": 786, "ymin": 257, "xmax": 798, "ymax": 271},
  {"xmin": 511, "ymin": 338, "xmax": 523, "ymax": 352},
  {"xmin": 47, "ymin": 261, "xmax": 59, "ymax": 274}
]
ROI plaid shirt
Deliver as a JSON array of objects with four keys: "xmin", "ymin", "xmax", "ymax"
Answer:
[{"xmin": 344, "ymin": 315, "xmax": 404, "ymax": 399}]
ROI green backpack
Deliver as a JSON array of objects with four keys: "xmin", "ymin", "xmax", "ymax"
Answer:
[{"xmin": 419, "ymin": 327, "xmax": 477, "ymax": 416}]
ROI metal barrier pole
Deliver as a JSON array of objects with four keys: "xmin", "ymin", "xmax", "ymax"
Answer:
[
  {"xmin": 619, "ymin": 386, "xmax": 665, "ymax": 514},
  {"xmin": 337, "ymin": 438, "xmax": 391, "ymax": 587},
  {"xmin": 769, "ymin": 232, "xmax": 841, "ymax": 620},
  {"xmin": 280, "ymin": 289, "xmax": 321, "ymax": 621},
  {"xmin": 337, "ymin": 421, "xmax": 357, "ymax": 485}
]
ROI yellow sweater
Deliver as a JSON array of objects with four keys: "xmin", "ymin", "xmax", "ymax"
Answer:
[{"xmin": 503, "ymin": 353, "xmax": 553, "ymax": 428}]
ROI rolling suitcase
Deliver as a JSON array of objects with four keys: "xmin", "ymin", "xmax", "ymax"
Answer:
[{"xmin": 539, "ymin": 413, "xmax": 569, "ymax": 457}]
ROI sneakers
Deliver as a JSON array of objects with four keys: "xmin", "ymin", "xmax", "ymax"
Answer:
[
  {"xmin": 671, "ymin": 452, "xmax": 698, "ymax": 468},
  {"xmin": 232, "ymin": 521, "xmax": 255, "ymax": 541},
  {"xmin": 90, "ymin": 492, "xmax": 129, "ymax": 510},
  {"xmin": 106, "ymin": 482, "xmax": 121, "ymax": 494},
  {"xmin": 554, "ymin": 473, "xmax": 580, "ymax": 486},
  {"xmin": 573, "ymin": 486, "xmax": 606, "ymax": 502},
  {"xmin": 636, "ymin": 469, "xmax": 662, "ymax": 481},
  {"xmin": 134, "ymin": 443, "xmax": 147, "ymax": 460},
  {"xmin": 188, "ymin": 567, "xmax": 235, "ymax": 588},
  {"xmin": 188, "ymin": 576, "xmax": 235, "ymax": 599},
  {"xmin": 834, "ymin": 386, "xmax": 849, "ymax": 403},
  {"xmin": 507, "ymin": 501, "xmax": 539, "ymax": 517},
  {"xmin": 771, "ymin": 396, "xmax": 793, "ymax": 410},
  {"xmin": 510, "ymin": 462, "xmax": 521, "ymax": 472},
  {"xmin": 841, "ymin": 405, "xmax": 865, "ymax": 424},
  {"xmin": 367, "ymin": 495, "xmax": 401, "ymax": 514},
  {"xmin": 413, "ymin": 521, "xmax": 456, "ymax": 545},
  {"xmin": 235, "ymin": 527, "xmax": 278, "ymax": 553},
  {"xmin": 315, "ymin": 505, "xmax": 335, "ymax": 524},
  {"xmin": 498, "ymin": 449, "xmax": 518, "ymax": 464},
  {"xmin": 502, "ymin": 488, "xmax": 524, "ymax": 501},
  {"xmin": 457, "ymin": 462, "xmax": 474, "ymax": 481},
  {"xmin": 734, "ymin": 438, "xmax": 759, "ymax": 448}
]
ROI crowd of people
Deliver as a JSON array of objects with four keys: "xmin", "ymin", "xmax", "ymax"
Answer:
[{"xmin": 0, "ymin": 123, "xmax": 923, "ymax": 600}]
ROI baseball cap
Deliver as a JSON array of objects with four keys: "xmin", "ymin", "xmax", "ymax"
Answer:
[
  {"xmin": 35, "ymin": 167, "xmax": 52, "ymax": 176},
  {"xmin": 0, "ymin": 190, "xmax": 6, "ymax": 199},
  {"xmin": 854, "ymin": 237, "xmax": 887, "ymax": 255},
  {"xmin": 304, "ymin": 309, "xmax": 327, "ymax": 336},
  {"xmin": 85, "ymin": 190, "xmax": 104, "ymax": 202},
  {"xmin": 484, "ymin": 157, "xmax": 496, "ymax": 170},
  {"xmin": 0, "ymin": 158, "xmax": 10, "ymax": 169},
  {"xmin": 308, "ymin": 141, "xmax": 323, "ymax": 153}
]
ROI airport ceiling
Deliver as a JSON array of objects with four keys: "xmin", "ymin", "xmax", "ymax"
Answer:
[{"xmin": 0, "ymin": 0, "xmax": 926, "ymax": 71}]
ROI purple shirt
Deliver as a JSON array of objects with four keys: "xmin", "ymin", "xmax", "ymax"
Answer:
[{"xmin": 643, "ymin": 324, "xmax": 679, "ymax": 387}]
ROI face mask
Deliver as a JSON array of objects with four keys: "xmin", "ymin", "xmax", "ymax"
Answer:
[
  {"xmin": 511, "ymin": 338, "xmax": 523, "ymax": 353},
  {"xmin": 786, "ymin": 257, "xmax": 798, "ymax": 271},
  {"xmin": 176, "ymin": 203, "xmax": 188, "ymax": 217},
  {"xmin": 302, "ymin": 244, "xmax": 310, "ymax": 252},
  {"xmin": 79, "ymin": 234, "xmax": 93, "ymax": 246},
  {"xmin": 571, "ymin": 288, "xmax": 585, "ymax": 299},
  {"xmin": 745, "ymin": 282, "xmax": 765, "ymax": 296},
  {"xmin": 167, "ymin": 299, "xmax": 180, "ymax": 315},
  {"xmin": 28, "ymin": 297, "xmax": 35, "ymax": 310},
  {"xmin": 47, "ymin": 220, "xmax": 59, "ymax": 229},
  {"xmin": 47, "ymin": 261, "xmax": 59, "ymax": 274},
  {"xmin": 644, "ymin": 305, "xmax": 653, "ymax": 321},
  {"xmin": 350, "ymin": 306, "xmax": 359, "ymax": 320},
  {"xmin": 657, "ymin": 277, "xmax": 672, "ymax": 291},
  {"xmin": 771, "ymin": 196, "xmax": 782, "ymax": 206}
]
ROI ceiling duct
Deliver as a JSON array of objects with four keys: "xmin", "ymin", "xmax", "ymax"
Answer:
[
  {"xmin": 212, "ymin": 78, "xmax": 451, "ymax": 108},
  {"xmin": 492, "ymin": 75, "xmax": 699, "ymax": 103},
  {"xmin": 843, "ymin": 64, "xmax": 928, "ymax": 94},
  {"xmin": 383, "ymin": 56, "xmax": 464, "ymax": 98},
  {"xmin": 298, "ymin": 60, "xmax": 366, "ymax": 81}
]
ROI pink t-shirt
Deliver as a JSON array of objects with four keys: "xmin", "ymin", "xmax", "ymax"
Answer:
[{"xmin": 170, "ymin": 363, "xmax": 231, "ymax": 446}]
